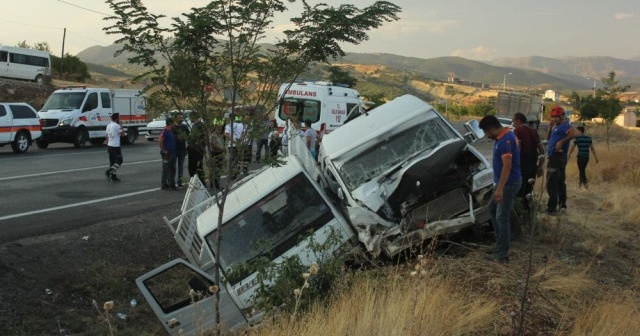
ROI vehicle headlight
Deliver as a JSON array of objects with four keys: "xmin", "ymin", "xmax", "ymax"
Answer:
[{"xmin": 59, "ymin": 118, "xmax": 73, "ymax": 126}]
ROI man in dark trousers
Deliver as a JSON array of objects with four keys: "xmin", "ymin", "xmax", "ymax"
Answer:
[
  {"xmin": 479, "ymin": 115, "xmax": 522, "ymax": 263},
  {"xmin": 173, "ymin": 113, "xmax": 190, "ymax": 187},
  {"xmin": 159, "ymin": 117, "xmax": 177, "ymax": 190},
  {"xmin": 188, "ymin": 111, "xmax": 206, "ymax": 181},
  {"xmin": 545, "ymin": 106, "xmax": 574, "ymax": 214},
  {"xmin": 105, "ymin": 113, "xmax": 123, "ymax": 182},
  {"xmin": 512, "ymin": 112, "xmax": 544, "ymax": 209}
]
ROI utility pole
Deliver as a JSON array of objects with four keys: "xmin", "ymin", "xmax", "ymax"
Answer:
[{"xmin": 60, "ymin": 28, "xmax": 66, "ymax": 75}]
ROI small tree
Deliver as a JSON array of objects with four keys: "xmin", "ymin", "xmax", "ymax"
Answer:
[
  {"xmin": 105, "ymin": 0, "xmax": 401, "ymax": 329},
  {"xmin": 327, "ymin": 66, "xmax": 357, "ymax": 87}
]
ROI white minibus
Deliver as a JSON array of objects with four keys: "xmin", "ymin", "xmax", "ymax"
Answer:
[{"xmin": 0, "ymin": 46, "xmax": 51, "ymax": 85}]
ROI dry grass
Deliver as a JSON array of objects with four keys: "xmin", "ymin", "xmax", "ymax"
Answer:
[{"xmin": 236, "ymin": 124, "xmax": 640, "ymax": 336}]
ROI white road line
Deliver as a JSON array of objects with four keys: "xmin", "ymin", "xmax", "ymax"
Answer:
[
  {"xmin": 0, "ymin": 159, "xmax": 160, "ymax": 182},
  {"xmin": 0, "ymin": 188, "xmax": 159, "ymax": 221}
]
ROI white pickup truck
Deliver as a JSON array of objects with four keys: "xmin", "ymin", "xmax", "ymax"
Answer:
[
  {"xmin": 37, "ymin": 87, "xmax": 147, "ymax": 148},
  {"xmin": 136, "ymin": 94, "xmax": 493, "ymax": 334}
]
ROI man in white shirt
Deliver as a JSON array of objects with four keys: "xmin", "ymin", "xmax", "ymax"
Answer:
[
  {"xmin": 105, "ymin": 113, "xmax": 124, "ymax": 182},
  {"xmin": 224, "ymin": 112, "xmax": 245, "ymax": 179}
]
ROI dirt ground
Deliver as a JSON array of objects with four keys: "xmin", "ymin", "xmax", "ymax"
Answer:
[{"xmin": 1, "ymin": 178, "xmax": 639, "ymax": 335}]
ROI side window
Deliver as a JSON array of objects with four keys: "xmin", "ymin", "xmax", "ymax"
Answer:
[
  {"xmin": 83, "ymin": 93, "xmax": 98, "ymax": 112},
  {"xmin": 0, "ymin": 105, "xmax": 6, "ymax": 117},
  {"xmin": 9, "ymin": 105, "xmax": 37, "ymax": 119},
  {"xmin": 0, "ymin": 51, "xmax": 7, "ymax": 63},
  {"xmin": 100, "ymin": 92, "xmax": 111, "ymax": 109}
]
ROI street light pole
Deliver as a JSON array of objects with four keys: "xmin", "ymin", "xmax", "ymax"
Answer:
[
  {"xmin": 502, "ymin": 72, "xmax": 512, "ymax": 92},
  {"xmin": 586, "ymin": 77, "xmax": 596, "ymax": 96}
]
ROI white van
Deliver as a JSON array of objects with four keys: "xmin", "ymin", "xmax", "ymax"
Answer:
[
  {"xmin": 274, "ymin": 81, "xmax": 364, "ymax": 137},
  {"xmin": 0, "ymin": 46, "xmax": 51, "ymax": 85}
]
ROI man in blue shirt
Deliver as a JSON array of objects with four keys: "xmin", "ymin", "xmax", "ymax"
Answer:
[
  {"xmin": 479, "ymin": 115, "xmax": 522, "ymax": 263},
  {"xmin": 545, "ymin": 106, "xmax": 574, "ymax": 214}
]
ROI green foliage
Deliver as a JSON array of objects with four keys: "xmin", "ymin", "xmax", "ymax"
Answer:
[
  {"xmin": 51, "ymin": 54, "xmax": 91, "ymax": 82},
  {"xmin": 251, "ymin": 227, "xmax": 348, "ymax": 316},
  {"xmin": 327, "ymin": 66, "xmax": 357, "ymax": 87}
]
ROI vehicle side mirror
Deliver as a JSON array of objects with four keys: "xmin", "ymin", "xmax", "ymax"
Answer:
[{"xmin": 464, "ymin": 119, "xmax": 484, "ymax": 143}]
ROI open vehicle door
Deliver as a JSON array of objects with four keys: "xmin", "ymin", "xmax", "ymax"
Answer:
[{"xmin": 136, "ymin": 259, "xmax": 248, "ymax": 335}]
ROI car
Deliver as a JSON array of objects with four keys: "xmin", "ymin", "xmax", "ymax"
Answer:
[
  {"xmin": 0, "ymin": 102, "xmax": 42, "ymax": 153},
  {"xmin": 144, "ymin": 110, "xmax": 193, "ymax": 141}
]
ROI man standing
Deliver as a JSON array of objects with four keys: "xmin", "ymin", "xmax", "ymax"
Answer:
[
  {"xmin": 105, "ymin": 113, "xmax": 124, "ymax": 182},
  {"xmin": 568, "ymin": 126, "xmax": 598, "ymax": 189},
  {"xmin": 479, "ymin": 115, "xmax": 522, "ymax": 263},
  {"xmin": 303, "ymin": 119, "xmax": 318, "ymax": 160},
  {"xmin": 224, "ymin": 112, "xmax": 244, "ymax": 179},
  {"xmin": 512, "ymin": 112, "xmax": 544, "ymax": 208},
  {"xmin": 545, "ymin": 106, "xmax": 574, "ymax": 214},
  {"xmin": 188, "ymin": 111, "xmax": 206, "ymax": 181},
  {"xmin": 159, "ymin": 117, "xmax": 178, "ymax": 190},
  {"xmin": 173, "ymin": 113, "xmax": 190, "ymax": 187},
  {"xmin": 255, "ymin": 114, "xmax": 270, "ymax": 162}
]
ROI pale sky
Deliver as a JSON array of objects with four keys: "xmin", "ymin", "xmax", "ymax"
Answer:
[{"xmin": 1, "ymin": 0, "xmax": 639, "ymax": 61}]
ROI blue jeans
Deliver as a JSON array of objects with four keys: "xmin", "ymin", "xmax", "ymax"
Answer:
[
  {"xmin": 175, "ymin": 148, "xmax": 187, "ymax": 185},
  {"xmin": 488, "ymin": 181, "xmax": 521, "ymax": 259},
  {"xmin": 161, "ymin": 152, "xmax": 177, "ymax": 187}
]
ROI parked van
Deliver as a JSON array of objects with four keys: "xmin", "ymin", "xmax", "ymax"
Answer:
[
  {"xmin": 274, "ymin": 81, "xmax": 364, "ymax": 137},
  {"xmin": 0, "ymin": 46, "xmax": 51, "ymax": 85}
]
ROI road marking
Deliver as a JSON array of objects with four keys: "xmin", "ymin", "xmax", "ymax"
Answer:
[
  {"xmin": 0, "ymin": 188, "xmax": 160, "ymax": 221},
  {"xmin": 0, "ymin": 159, "xmax": 160, "ymax": 182}
]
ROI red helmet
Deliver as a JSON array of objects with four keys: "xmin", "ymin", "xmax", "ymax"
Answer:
[{"xmin": 550, "ymin": 106, "xmax": 565, "ymax": 117}]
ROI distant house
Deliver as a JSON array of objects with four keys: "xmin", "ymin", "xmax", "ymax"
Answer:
[{"xmin": 544, "ymin": 90, "xmax": 560, "ymax": 101}]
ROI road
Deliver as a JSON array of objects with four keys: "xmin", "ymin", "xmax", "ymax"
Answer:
[{"xmin": 0, "ymin": 140, "xmax": 185, "ymax": 243}]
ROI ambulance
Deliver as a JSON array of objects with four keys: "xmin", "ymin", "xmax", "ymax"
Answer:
[{"xmin": 274, "ymin": 81, "xmax": 364, "ymax": 137}]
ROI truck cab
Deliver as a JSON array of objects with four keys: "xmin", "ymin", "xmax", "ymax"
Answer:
[
  {"xmin": 137, "ymin": 152, "xmax": 355, "ymax": 334},
  {"xmin": 37, "ymin": 87, "xmax": 146, "ymax": 148},
  {"xmin": 317, "ymin": 94, "xmax": 494, "ymax": 257}
]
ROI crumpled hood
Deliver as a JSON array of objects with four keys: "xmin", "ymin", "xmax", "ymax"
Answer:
[{"xmin": 351, "ymin": 139, "xmax": 469, "ymax": 216}]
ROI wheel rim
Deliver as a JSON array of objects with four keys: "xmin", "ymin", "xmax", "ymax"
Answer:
[{"xmin": 18, "ymin": 135, "xmax": 28, "ymax": 150}]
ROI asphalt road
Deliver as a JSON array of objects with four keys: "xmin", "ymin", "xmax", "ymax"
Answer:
[
  {"xmin": 0, "ymin": 139, "xmax": 186, "ymax": 244},
  {"xmin": 0, "ymin": 121, "xmax": 496, "ymax": 244}
]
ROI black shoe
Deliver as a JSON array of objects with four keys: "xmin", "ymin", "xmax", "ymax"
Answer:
[
  {"xmin": 111, "ymin": 175, "xmax": 121, "ymax": 182},
  {"xmin": 560, "ymin": 205, "xmax": 567, "ymax": 212},
  {"xmin": 485, "ymin": 247, "xmax": 498, "ymax": 254},
  {"xmin": 161, "ymin": 185, "xmax": 170, "ymax": 190},
  {"xmin": 105, "ymin": 169, "xmax": 112, "ymax": 182},
  {"xmin": 544, "ymin": 209, "xmax": 558, "ymax": 216},
  {"xmin": 484, "ymin": 254, "xmax": 509, "ymax": 263}
]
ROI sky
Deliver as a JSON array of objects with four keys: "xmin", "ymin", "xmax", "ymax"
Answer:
[{"xmin": 1, "ymin": 0, "xmax": 639, "ymax": 62}]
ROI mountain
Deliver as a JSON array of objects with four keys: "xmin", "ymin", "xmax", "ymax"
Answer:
[{"xmin": 76, "ymin": 44, "xmax": 640, "ymax": 91}]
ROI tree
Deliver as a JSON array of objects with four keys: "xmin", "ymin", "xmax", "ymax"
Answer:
[
  {"xmin": 327, "ymin": 66, "xmax": 357, "ymax": 87},
  {"xmin": 50, "ymin": 54, "xmax": 91, "ymax": 82},
  {"xmin": 597, "ymin": 71, "xmax": 628, "ymax": 148},
  {"xmin": 104, "ymin": 0, "xmax": 400, "ymax": 329}
]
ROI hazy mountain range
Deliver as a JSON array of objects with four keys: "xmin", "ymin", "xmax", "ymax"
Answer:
[{"xmin": 77, "ymin": 44, "xmax": 640, "ymax": 91}]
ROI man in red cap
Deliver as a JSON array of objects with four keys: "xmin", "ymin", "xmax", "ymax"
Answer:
[{"xmin": 544, "ymin": 106, "xmax": 574, "ymax": 215}]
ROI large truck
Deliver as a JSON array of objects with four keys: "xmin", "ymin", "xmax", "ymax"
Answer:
[
  {"xmin": 136, "ymin": 95, "xmax": 494, "ymax": 334},
  {"xmin": 495, "ymin": 91, "xmax": 543, "ymax": 130},
  {"xmin": 37, "ymin": 87, "xmax": 147, "ymax": 148}
]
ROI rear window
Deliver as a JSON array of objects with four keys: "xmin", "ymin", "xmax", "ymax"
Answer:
[
  {"xmin": 0, "ymin": 105, "xmax": 6, "ymax": 117},
  {"xmin": 9, "ymin": 104, "xmax": 37, "ymax": 119}
]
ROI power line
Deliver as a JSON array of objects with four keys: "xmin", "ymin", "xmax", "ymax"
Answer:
[{"xmin": 55, "ymin": 0, "xmax": 111, "ymax": 17}]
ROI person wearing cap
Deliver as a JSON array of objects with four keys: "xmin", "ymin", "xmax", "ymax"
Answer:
[
  {"xmin": 478, "ymin": 115, "xmax": 521, "ymax": 263},
  {"xmin": 545, "ymin": 106, "xmax": 575, "ymax": 215},
  {"xmin": 105, "ymin": 113, "xmax": 124, "ymax": 182}
]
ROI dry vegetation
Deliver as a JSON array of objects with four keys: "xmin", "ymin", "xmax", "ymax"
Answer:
[{"xmin": 233, "ymin": 123, "xmax": 640, "ymax": 336}]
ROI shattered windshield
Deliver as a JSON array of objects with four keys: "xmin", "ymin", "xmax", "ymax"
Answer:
[
  {"xmin": 41, "ymin": 92, "xmax": 86, "ymax": 111},
  {"xmin": 206, "ymin": 173, "xmax": 333, "ymax": 281},
  {"xmin": 338, "ymin": 115, "xmax": 458, "ymax": 190}
]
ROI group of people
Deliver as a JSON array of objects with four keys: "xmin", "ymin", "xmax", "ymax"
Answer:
[
  {"xmin": 479, "ymin": 107, "xmax": 598, "ymax": 263},
  {"xmin": 280, "ymin": 115, "xmax": 318, "ymax": 160},
  {"xmin": 158, "ymin": 112, "xmax": 206, "ymax": 190}
]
